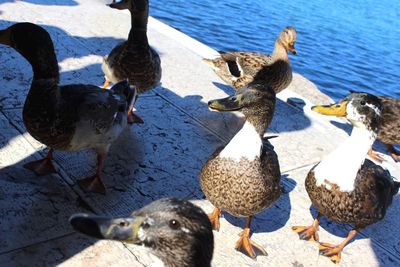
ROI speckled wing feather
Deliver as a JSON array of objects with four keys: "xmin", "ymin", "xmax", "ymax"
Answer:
[
  {"xmin": 305, "ymin": 159, "xmax": 396, "ymax": 228},
  {"xmin": 231, "ymin": 52, "xmax": 274, "ymax": 77},
  {"xmin": 377, "ymin": 96, "xmax": 400, "ymax": 144},
  {"xmin": 23, "ymin": 82, "xmax": 126, "ymax": 150}
]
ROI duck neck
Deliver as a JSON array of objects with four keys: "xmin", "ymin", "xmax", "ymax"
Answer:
[
  {"xmin": 272, "ymin": 39, "xmax": 289, "ymax": 61},
  {"xmin": 19, "ymin": 40, "xmax": 59, "ymax": 81},
  {"xmin": 127, "ymin": 8, "xmax": 149, "ymax": 46},
  {"xmin": 314, "ymin": 126, "xmax": 377, "ymax": 192},
  {"xmin": 220, "ymin": 120, "xmax": 263, "ymax": 162}
]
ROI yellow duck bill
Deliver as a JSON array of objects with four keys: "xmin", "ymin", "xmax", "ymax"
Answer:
[{"xmin": 311, "ymin": 100, "xmax": 348, "ymax": 117}]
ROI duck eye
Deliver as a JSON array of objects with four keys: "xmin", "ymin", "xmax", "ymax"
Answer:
[
  {"xmin": 142, "ymin": 221, "xmax": 150, "ymax": 230},
  {"xmin": 119, "ymin": 221, "xmax": 128, "ymax": 227},
  {"xmin": 360, "ymin": 100, "xmax": 366, "ymax": 106},
  {"xmin": 168, "ymin": 219, "xmax": 180, "ymax": 230}
]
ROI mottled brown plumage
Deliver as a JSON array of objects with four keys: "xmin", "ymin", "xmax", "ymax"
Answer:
[
  {"xmin": 376, "ymin": 95, "xmax": 400, "ymax": 160},
  {"xmin": 200, "ymin": 83, "xmax": 281, "ymax": 258},
  {"xmin": 102, "ymin": 0, "xmax": 161, "ymax": 94},
  {"xmin": 0, "ymin": 23, "xmax": 137, "ymax": 194},
  {"xmin": 306, "ymin": 160, "xmax": 397, "ymax": 228},
  {"xmin": 294, "ymin": 93, "xmax": 400, "ymax": 263},
  {"xmin": 201, "ymin": 142, "xmax": 281, "ymax": 218},
  {"xmin": 203, "ymin": 26, "xmax": 297, "ymax": 92}
]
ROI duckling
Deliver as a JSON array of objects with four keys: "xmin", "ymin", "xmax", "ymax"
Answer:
[
  {"xmin": 0, "ymin": 22, "xmax": 140, "ymax": 194},
  {"xmin": 203, "ymin": 26, "xmax": 297, "ymax": 92},
  {"xmin": 314, "ymin": 91, "xmax": 400, "ymax": 162},
  {"xmin": 292, "ymin": 93, "xmax": 400, "ymax": 264},
  {"xmin": 102, "ymin": 0, "xmax": 161, "ymax": 123},
  {"xmin": 70, "ymin": 198, "xmax": 214, "ymax": 267},
  {"xmin": 200, "ymin": 83, "xmax": 281, "ymax": 258}
]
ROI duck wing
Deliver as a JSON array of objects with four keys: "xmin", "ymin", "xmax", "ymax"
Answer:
[{"xmin": 377, "ymin": 96, "xmax": 400, "ymax": 144}]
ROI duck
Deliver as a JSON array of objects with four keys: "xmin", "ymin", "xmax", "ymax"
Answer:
[
  {"xmin": 200, "ymin": 83, "xmax": 281, "ymax": 258},
  {"xmin": 312, "ymin": 91, "xmax": 400, "ymax": 162},
  {"xmin": 292, "ymin": 93, "xmax": 400, "ymax": 264},
  {"xmin": 102, "ymin": 0, "xmax": 161, "ymax": 123},
  {"xmin": 70, "ymin": 198, "xmax": 214, "ymax": 267},
  {"xmin": 203, "ymin": 26, "xmax": 297, "ymax": 92},
  {"xmin": 0, "ymin": 22, "xmax": 140, "ymax": 194}
]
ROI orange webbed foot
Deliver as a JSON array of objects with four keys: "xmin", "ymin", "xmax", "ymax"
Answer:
[
  {"xmin": 292, "ymin": 225, "xmax": 319, "ymax": 242},
  {"xmin": 24, "ymin": 157, "xmax": 56, "ymax": 176},
  {"xmin": 101, "ymin": 79, "xmax": 111, "ymax": 89},
  {"xmin": 235, "ymin": 228, "xmax": 267, "ymax": 258},
  {"xmin": 319, "ymin": 242, "xmax": 342, "ymax": 264},
  {"xmin": 207, "ymin": 208, "xmax": 221, "ymax": 231},
  {"xmin": 78, "ymin": 175, "xmax": 106, "ymax": 194},
  {"xmin": 368, "ymin": 148, "xmax": 385, "ymax": 163}
]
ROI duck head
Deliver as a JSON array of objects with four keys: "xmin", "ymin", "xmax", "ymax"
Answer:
[
  {"xmin": 70, "ymin": 198, "xmax": 213, "ymax": 267},
  {"xmin": 312, "ymin": 92, "xmax": 383, "ymax": 134},
  {"xmin": 208, "ymin": 83, "xmax": 276, "ymax": 136},
  {"xmin": 0, "ymin": 22, "xmax": 58, "ymax": 80},
  {"xmin": 278, "ymin": 26, "xmax": 297, "ymax": 55}
]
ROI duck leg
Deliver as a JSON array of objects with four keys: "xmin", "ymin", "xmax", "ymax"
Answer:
[
  {"xmin": 387, "ymin": 144, "xmax": 400, "ymax": 162},
  {"xmin": 24, "ymin": 148, "xmax": 56, "ymax": 176},
  {"xmin": 367, "ymin": 148, "xmax": 385, "ymax": 162},
  {"xmin": 207, "ymin": 208, "xmax": 221, "ymax": 231},
  {"xmin": 235, "ymin": 216, "xmax": 267, "ymax": 258},
  {"xmin": 78, "ymin": 153, "xmax": 106, "ymax": 194},
  {"xmin": 127, "ymin": 108, "xmax": 144, "ymax": 124},
  {"xmin": 319, "ymin": 228, "xmax": 359, "ymax": 264},
  {"xmin": 127, "ymin": 94, "xmax": 143, "ymax": 124},
  {"xmin": 292, "ymin": 212, "xmax": 321, "ymax": 242}
]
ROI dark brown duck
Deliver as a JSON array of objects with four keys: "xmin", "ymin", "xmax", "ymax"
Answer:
[
  {"xmin": 200, "ymin": 83, "xmax": 281, "ymax": 258},
  {"xmin": 102, "ymin": 0, "xmax": 161, "ymax": 94},
  {"xmin": 293, "ymin": 93, "xmax": 400, "ymax": 264},
  {"xmin": 0, "ymin": 22, "xmax": 138, "ymax": 194}
]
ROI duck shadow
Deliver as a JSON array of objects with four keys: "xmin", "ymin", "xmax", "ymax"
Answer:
[
  {"xmin": 212, "ymin": 82, "xmax": 235, "ymax": 95},
  {"xmin": 223, "ymin": 175, "xmax": 296, "ymax": 234},
  {"xmin": 0, "ymin": 151, "xmax": 97, "ymax": 258}
]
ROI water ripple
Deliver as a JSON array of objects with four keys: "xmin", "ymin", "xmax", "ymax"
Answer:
[{"xmin": 150, "ymin": 0, "xmax": 400, "ymax": 100}]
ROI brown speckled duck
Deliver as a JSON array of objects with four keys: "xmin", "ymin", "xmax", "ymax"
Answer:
[
  {"xmin": 293, "ymin": 93, "xmax": 400, "ymax": 264},
  {"xmin": 70, "ymin": 198, "xmax": 214, "ymax": 267},
  {"xmin": 200, "ymin": 83, "xmax": 281, "ymax": 258},
  {"xmin": 102, "ymin": 0, "xmax": 161, "ymax": 123},
  {"xmin": 314, "ymin": 91, "xmax": 400, "ymax": 162},
  {"xmin": 0, "ymin": 22, "xmax": 138, "ymax": 194},
  {"xmin": 203, "ymin": 26, "xmax": 297, "ymax": 92}
]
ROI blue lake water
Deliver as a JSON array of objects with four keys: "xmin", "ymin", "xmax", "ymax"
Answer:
[{"xmin": 150, "ymin": 0, "xmax": 400, "ymax": 100}]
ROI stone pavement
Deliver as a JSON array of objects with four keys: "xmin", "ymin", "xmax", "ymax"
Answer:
[{"xmin": 0, "ymin": 1, "xmax": 399, "ymax": 266}]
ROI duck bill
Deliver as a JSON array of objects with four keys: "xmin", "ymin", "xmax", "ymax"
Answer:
[
  {"xmin": 69, "ymin": 213, "xmax": 145, "ymax": 243},
  {"xmin": 109, "ymin": 0, "xmax": 129, "ymax": 10},
  {"xmin": 287, "ymin": 44, "xmax": 297, "ymax": 55},
  {"xmin": 208, "ymin": 95, "xmax": 243, "ymax": 111},
  {"xmin": 311, "ymin": 101, "xmax": 348, "ymax": 117},
  {"xmin": 0, "ymin": 28, "xmax": 11, "ymax": 46}
]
